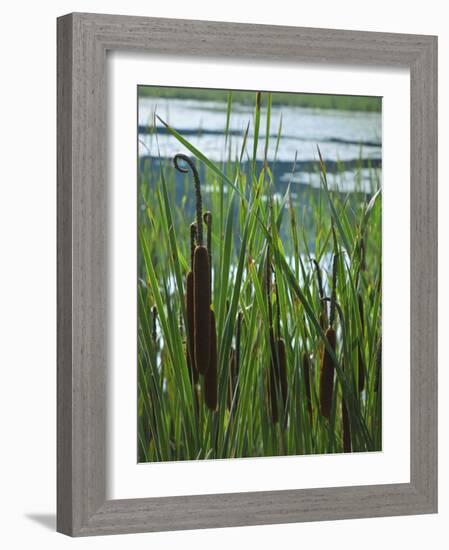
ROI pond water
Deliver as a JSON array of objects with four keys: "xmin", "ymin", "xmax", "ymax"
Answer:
[{"xmin": 138, "ymin": 96, "xmax": 381, "ymax": 194}]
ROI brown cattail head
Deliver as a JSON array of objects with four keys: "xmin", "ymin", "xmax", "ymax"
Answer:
[
  {"xmin": 319, "ymin": 327, "xmax": 336, "ymax": 418},
  {"xmin": 302, "ymin": 351, "xmax": 312, "ymax": 417},
  {"xmin": 185, "ymin": 271, "xmax": 198, "ymax": 384},
  {"xmin": 204, "ymin": 310, "xmax": 218, "ymax": 411},
  {"xmin": 193, "ymin": 245, "xmax": 211, "ymax": 374},
  {"xmin": 268, "ymin": 334, "xmax": 288, "ymax": 424}
]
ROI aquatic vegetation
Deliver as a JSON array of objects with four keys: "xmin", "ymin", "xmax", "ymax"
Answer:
[{"xmin": 137, "ymin": 91, "xmax": 382, "ymax": 462}]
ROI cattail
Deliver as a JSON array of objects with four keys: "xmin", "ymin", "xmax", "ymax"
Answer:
[
  {"xmin": 185, "ymin": 224, "xmax": 198, "ymax": 384},
  {"xmin": 174, "ymin": 154, "xmax": 211, "ymax": 375},
  {"xmin": 319, "ymin": 327, "xmax": 336, "ymax": 419},
  {"xmin": 205, "ymin": 310, "xmax": 218, "ymax": 411},
  {"xmin": 193, "ymin": 246, "xmax": 211, "ymax": 374},
  {"xmin": 341, "ymin": 360, "xmax": 351, "ymax": 452},
  {"xmin": 302, "ymin": 351, "xmax": 312, "ymax": 417},
  {"xmin": 186, "ymin": 272, "xmax": 198, "ymax": 384},
  {"xmin": 358, "ymin": 294, "xmax": 365, "ymax": 392}
]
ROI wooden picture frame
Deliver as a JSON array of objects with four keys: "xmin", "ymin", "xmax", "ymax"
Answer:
[{"xmin": 57, "ymin": 12, "xmax": 437, "ymax": 536}]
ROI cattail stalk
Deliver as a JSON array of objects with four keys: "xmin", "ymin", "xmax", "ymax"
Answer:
[
  {"xmin": 185, "ymin": 224, "xmax": 198, "ymax": 384},
  {"xmin": 174, "ymin": 154, "xmax": 211, "ymax": 375},
  {"xmin": 319, "ymin": 327, "xmax": 336, "ymax": 419}
]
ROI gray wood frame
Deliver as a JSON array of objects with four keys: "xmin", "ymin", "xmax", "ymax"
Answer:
[{"xmin": 57, "ymin": 12, "xmax": 438, "ymax": 536}]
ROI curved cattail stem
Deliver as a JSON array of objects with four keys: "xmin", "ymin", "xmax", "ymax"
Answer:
[
  {"xmin": 357, "ymin": 294, "xmax": 365, "ymax": 392},
  {"xmin": 341, "ymin": 359, "xmax": 352, "ymax": 452},
  {"xmin": 302, "ymin": 351, "xmax": 312, "ymax": 417},
  {"xmin": 319, "ymin": 326, "xmax": 336, "ymax": 419},
  {"xmin": 174, "ymin": 154, "xmax": 204, "ymax": 246},
  {"xmin": 193, "ymin": 245, "xmax": 211, "ymax": 374},
  {"xmin": 205, "ymin": 310, "xmax": 218, "ymax": 411}
]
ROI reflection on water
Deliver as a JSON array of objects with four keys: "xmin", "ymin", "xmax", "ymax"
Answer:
[
  {"xmin": 138, "ymin": 95, "xmax": 381, "ymax": 253},
  {"xmin": 139, "ymin": 96, "xmax": 381, "ymax": 174}
]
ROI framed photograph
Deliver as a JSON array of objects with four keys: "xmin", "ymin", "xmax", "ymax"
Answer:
[{"xmin": 57, "ymin": 13, "xmax": 437, "ymax": 536}]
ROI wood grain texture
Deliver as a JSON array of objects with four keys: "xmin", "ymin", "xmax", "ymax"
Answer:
[{"xmin": 57, "ymin": 12, "xmax": 438, "ymax": 536}]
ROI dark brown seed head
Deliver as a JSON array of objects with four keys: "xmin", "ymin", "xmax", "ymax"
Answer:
[
  {"xmin": 319, "ymin": 327, "xmax": 336, "ymax": 418},
  {"xmin": 204, "ymin": 310, "xmax": 218, "ymax": 411},
  {"xmin": 302, "ymin": 351, "xmax": 312, "ymax": 417},
  {"xmin": 185, "ymin": 271, "xmax": 198, "ymax": 384},
  {"xmin": 193, "ymin": 245, "xmax": 211, "ymax": 374}
]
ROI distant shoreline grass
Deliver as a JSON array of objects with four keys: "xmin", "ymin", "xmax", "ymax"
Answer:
[{"xmin": 138, "ymin": 86, "xmax": 382, "ymax": 113}]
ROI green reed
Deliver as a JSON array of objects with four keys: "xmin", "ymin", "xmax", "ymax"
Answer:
[{"xmin": 137, "ymin": 92, "xmax": 382, "ymax": 461}]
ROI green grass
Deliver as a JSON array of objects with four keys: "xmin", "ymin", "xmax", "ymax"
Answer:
[
  {"xmin": 137, "ymin": 91, "xmax": 382, "ymax": 462},
  {"xmin": 138, "ymin": 85, "xmax": 382, "ymax": 112}
]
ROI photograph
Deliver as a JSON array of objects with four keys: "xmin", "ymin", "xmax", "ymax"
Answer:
[{"xmin": 137, "ymin": 85, "xmax": 382, "ymax": 463}]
